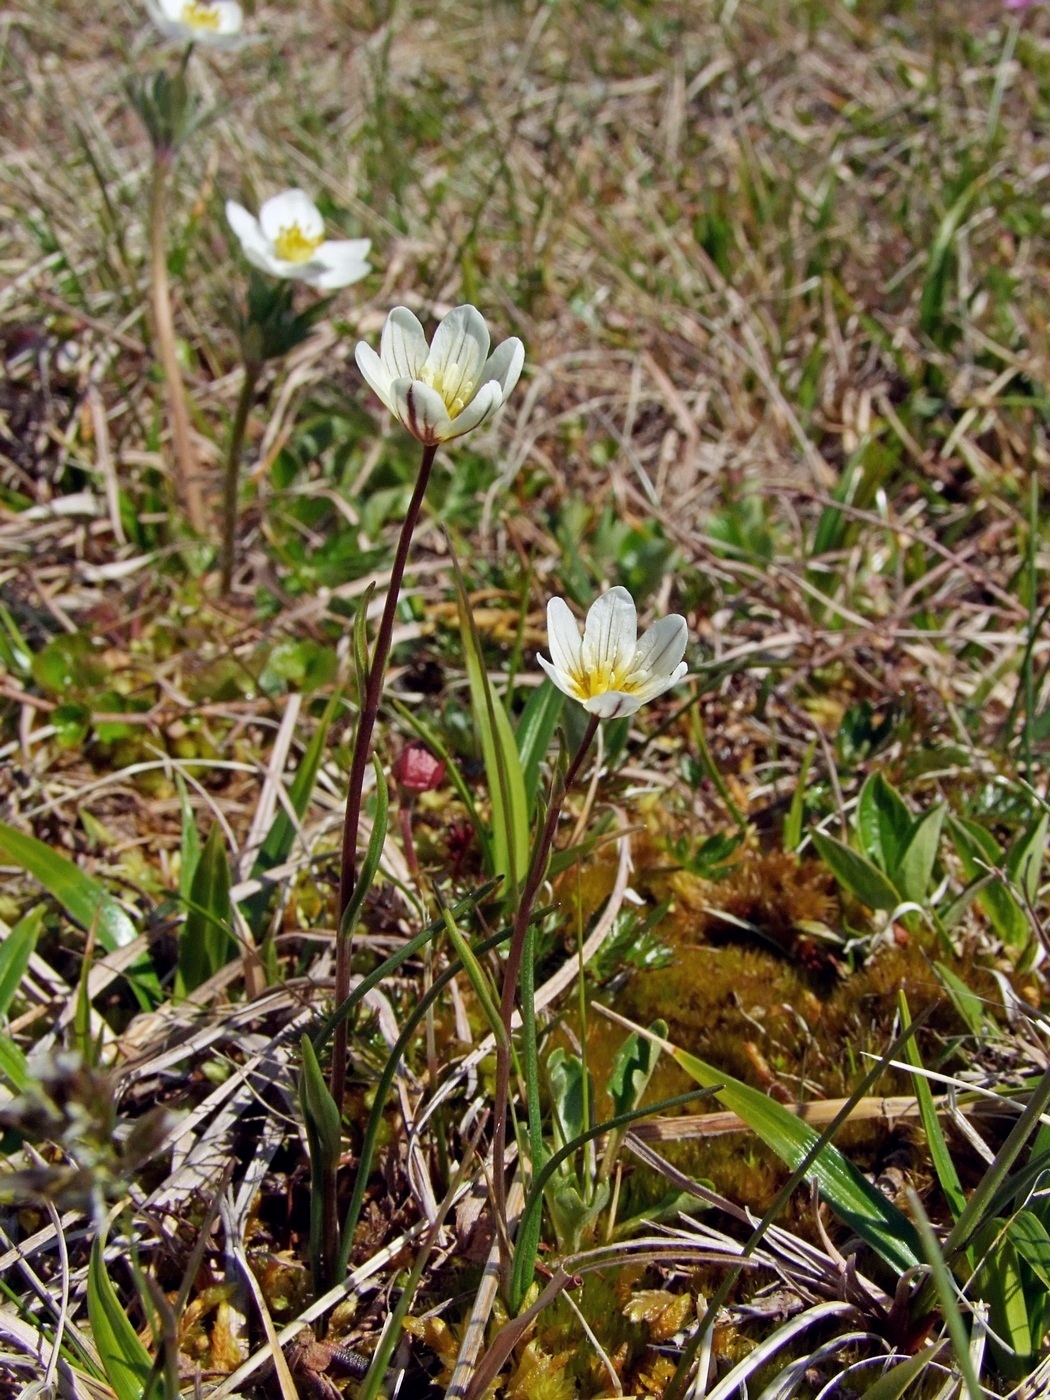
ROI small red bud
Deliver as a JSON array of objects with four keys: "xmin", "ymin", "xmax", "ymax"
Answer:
[{"xmin": 393, "ymin": 741, "xmax": 446, "ymax": 794}]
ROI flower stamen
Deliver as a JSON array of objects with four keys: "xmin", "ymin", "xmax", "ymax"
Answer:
[
  {"xmin": 273, "ymin": 222, "xmax": 325, "ymax": 264},
  {"xmin": 180, "ymin": 1, "xmax": 222, "ymax": 29},
  {"xmin": 421, "ymin": 362, "xmax": 469, "ymax": 418}
]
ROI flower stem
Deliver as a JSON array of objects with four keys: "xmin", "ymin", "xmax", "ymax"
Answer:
[
  {"xmin": 149, "ymin": 151, "xmax": 205, "ymax": 534},
  {"xmin": 330, "ymin": 441, "xmax": 439, "ymax": 1108},
  {"xmin": 491, "ymin": 712, "xmax": 600, "ymax": 1272},
  {"xmin": 220, "ymin": 360, "xmax": 261, "ymax": 594}
]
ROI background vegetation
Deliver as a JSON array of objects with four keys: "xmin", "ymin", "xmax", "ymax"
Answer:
[{"xmin": 3, "ymin": 0, "xmax": 1050, "ymax": 1396}]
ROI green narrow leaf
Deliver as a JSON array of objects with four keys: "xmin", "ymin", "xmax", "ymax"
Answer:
[
  {"xmin": 516, "ymin": 680, "xmax": 564, "ymax": 817},
  {"xmin": 858, "ymin": 1347, "xmax": 944, "ymax": 1400},
  {"xmin": 242, "ymin": 690, "xmax": 342, "ymax": 932},
  {"xmin": 1007, "ymin": 1210, "xmax": 1050, "ymax": 1291},
  {"xmin": 299, "ymin": 1034, "xmax": 341, "ymax": 1167},
  {"xmin": 811, "ymin": 830, "xmax": 901, "ymax": 911},
  {"xmin": 910, "ymin": 1192, "xmax": 985, "ymax": 1400},
  {"xmin": 896, "ymin": 804, "xmax": 946, "ymax": 906},
  {"xmin": 898, "ymin": 992, "xmax": 967, "ymax": 1226},
  {"xmin": 176, "ymin": 775, "xmax": 201, "ymax": 907},
  {"xmin": 972, "ymin": 1220, "xmax": 1036, "ymax": 1378},
  {"xmin": 453, "ymin": 561, "xmax": 529, "ymax": 896},
  {"xmin": 548, "ymin": 1047, "xmax": 590, "ymax": 1149},
  {"xmin": 1006, "ymin": 812, "xmax": 1049, "ymax": 908},
  {"xmin": 673, "ymin": 1046, "xmax": 923, "ymax": 1274},
  {"xmin": 0, "ymin": 1037, "xmax": 29, "ymax": 1090},
  {"xmin": 857, "ymin": 773, "xmax": 913, "ymax": 875},
  {"xmin": 87, "ymin": 1235, "xmax": 155, "ymax": 1400},
  {"xmin": 0, "ymin": 820, "xmax": 158, "ymax": 1006},
  {"xmin": 337, "ymin": 755, "xmax": 389, "ymax": 944},
  {"xmin": 177, "ymin": 823, "xmax": 233, "ymax": 996},
  {"xmin": 0, "ymin": 906, "xmax": 43, "ymax": 1019},
  {"xmin": 783, "ymin": 741, "xmax": 815, "ymax": 853},
  {"xmin": 934, "ymin": 961, "xmax": 989, "ymax": 1038}
]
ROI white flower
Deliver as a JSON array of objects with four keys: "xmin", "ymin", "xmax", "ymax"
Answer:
[
  {"xmin": 538, "ymin": 587, "xmax": 689, "ymax": 720},
  {"xmin": 145, "ymin": 0, "xmax": 246, "ymax": 47},
  {"xmin": 225, "ymin": 191, "xmax": 371, "ymax": 290},
  {"xmin": 355, "ymin": 305, "xmax": 524, "ymax": 445}
]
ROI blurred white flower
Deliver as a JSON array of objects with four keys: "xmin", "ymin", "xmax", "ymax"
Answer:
[
  {"xmin": 225, "ymin": 191, "xmax": 371, "ymax": 290},
  {"xmin": 538, "ymin": 587, "xmax": 688, "ymax": 720},
  {"xmin": 355, "ymin": 305, "xmax": 524, "ymax": 445},
  {"xmin": 145, "ymin": 0, "xmax": 246, "ymax": 46}
]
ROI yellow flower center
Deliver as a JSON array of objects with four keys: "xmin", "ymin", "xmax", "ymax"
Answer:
[
  {"xmin": 180, "ymin": 1, "xmax": 221, "ymax": 29},
  {"xmin": 421, "ymin": 363, "xmax": 470, "ymax": 418},
  {"xmin": 273, "ymin": 223, "xmax": 325, "ymax": 264},
  {"xmin": 566, "ymin": 660, "xmax": 641, "ymax": 701}
]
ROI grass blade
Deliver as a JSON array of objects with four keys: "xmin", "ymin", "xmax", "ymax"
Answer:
[
  {"xmin": 673, "ymin": 1046, "xmax": 923, "ymax": 1273},
  {"xmin": 0, "ymin": 905, "xmax": 42, "ymax": 1019},
  {"xmin": 0, "ymin": 819, "xmax": 159, "ymax": 1006},
  {"xmin": 88, "ymin": 1233, "xmax": 156, "ymax": 1400},
  {"xmin": 176, "ymin": 822, "xmax": 233, "ymax": 996}
]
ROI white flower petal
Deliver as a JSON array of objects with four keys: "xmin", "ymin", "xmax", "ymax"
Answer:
[
  {"xmin": 629, "ymin": 660, "xmax": 689, "ymax": 705},
  {"xmin": 355, "ymin": 343, "xmax": 395, "ymax": 412},
  {"xmin": 302, "ymin": 239, "xmax": 371, "ymax": 290},
  {"xmin": 259, "ymin": 190, "xmax": 324, "ymax": 244},
  {"xmin": 439, "ymin": 381, "xmax": 501, "ymax": 440},
  {"xmin": 426, "ymin": 305, "xmax": 490, "ymax": 405},
  {"xmin": 537, "ymin": 654, "xmax": 578, "ymax": 700},
  {"xmin": 585, "ymin": 691, "xmax": 643, "ymax": 720},
  {"xmin": 211, "ymin": 0, "xmax": 243, "ymax": 34},
  {"xmin": 479, "ymin": 337, "xmax": 525, "ymax": 402},
  {"xmin": 631, "ymin": 615, "xmax": 687, "ymax": 682},
  {"xmin": 382, "ymin": 308, "xmax": 429, "ymax": 380},
  {"xmin": 545, "ymin": 597, "xmax": 583, "ymax": 677},
  {"xmin": 225, "ymin": 200, "xmax": 271, "ymax": 261},
  {"xmin": 391, "ymin": 379, "xmax": 454, "ymax": 444},
  {"xmin": 150, "ymin": 0, "xmax": 183, "ymax": 20},
  {"xmin": 581, "ymin": 587, "xmax": 637, "ymax": 680}
]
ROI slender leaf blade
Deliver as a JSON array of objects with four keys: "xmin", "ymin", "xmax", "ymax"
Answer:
[
  {"xmin": 0, "ymin": 905, "xmax": 42, "ymax": 1020},
  {"xmin": 87, "ymin": 1236, "xmax": 155, "ymax": 1400},
  {"xmin": 673, "ymin": 1046, "xmax": 923, "ymax": 1273},
  {"xmin": 811, "ymin": 831, "xmax": 900, "ymax": 911}
]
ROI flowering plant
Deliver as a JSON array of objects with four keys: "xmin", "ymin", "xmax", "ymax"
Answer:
[
  {"xmin": 144, "ymin": 0, "xmax": 246, "ymax": 47},
  {"xmin": 539, "ymin": 586, "xmax": 689, "ymax": 718},
  {"xmin": 226, "ymin": 191, "xmax": 371, "ymax": 290},
  {"xmin": 355, "ymin": 304, "xmax": 524, "ymax": 444}
]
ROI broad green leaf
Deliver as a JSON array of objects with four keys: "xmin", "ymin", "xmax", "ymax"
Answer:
[
  {"xmin": 859, "ymin": 1347, "xmax": 944, "ymax": 1400},
  {"xmin": 0, "ymin": 820, "xmax": 158, "ymax": 1006},
  {"xmin": 811, "ymin": 830, "xmax": 900, "ymax": 911},
  {"xmin": 548, "ymin": 1048, "xmax": 589, "ymax": 1151},
  {"xmin": 177, "ymin": 823, "xmax": 233, "ymax": 996},
  {"xmin": 949, "ymin": 817, "xmax": 1027, "ymax": 948},
  {"xmin": 934, "ymin": 961, "xmax": 989, "ymax": 1038},
  {"xmin": 87, "ymin": 1235, "xmax": 155, "ymax": 1400},
  {"xmin": 0, "ymin": 906, "xmax": 42, "ymax": 1019},
  {"xmin": 857, "ymin": 773, "xmax": 913, "ymax": 875},
  {"xmin": 672, "ymin": 1046, "xmax": 923, "ymax": 1274},
  {"xmin": 608, "ymin": 1020, "xmax": 666, "ymax": 1119},
  {"xmin": 454, "ymin": 565, "xmax": 528, "ymax": 897},
  {"xmin": 899, "ymin": 992, "xmax": 966, "ymax": 1226},
  {"xmin": 896, "ymin": 805, "xmax": 946, "ymax": 906},
  {"xmin": 1007, "ymin": 813, "xmax": 1049, "ymax": 907},
  {"xmin": 516, "ymin": 680, "xmax": 564, "ymax": 817},
  {"xmin": 972, "ymin": 1221, "xmax": 1036, "ymax": 1377}
]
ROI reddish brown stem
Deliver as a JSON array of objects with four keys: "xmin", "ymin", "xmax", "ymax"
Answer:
[
  {"xmin": 330, "ymin": 442, "xmax": 438, "ymax": 1108},
  {"xmin": 489, "ymin": 713, "xmax": 600, "ymax": 1262}
]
